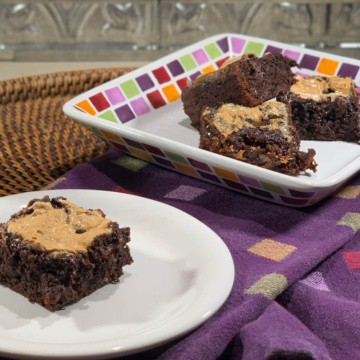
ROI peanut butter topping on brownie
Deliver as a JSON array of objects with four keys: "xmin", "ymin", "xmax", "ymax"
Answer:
[
  {"xmin": 7, "ymin": 199, "xmax": 111, "ymax": 253},
  {"xmin": 291, "ymin": 75, "xmax": 354, "ymax": 101},
  {"xmin": 204, "ymin": 102, "xmax": 292, "ymax": 140}
]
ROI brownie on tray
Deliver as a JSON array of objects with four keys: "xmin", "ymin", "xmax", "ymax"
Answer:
[
  {"xmin": 199, "ymin": 102, "xmax": 317, "ymax": 175},
  {"xmin": 0, "ymin": 196, "xmax": 133, "ymax": 311},
  {"xmin": 278, "ymin": 75, "xmax": 360, "ymax": 142},
  {"xmin": 181, "ymin": 53, "xmax": 298, "ymax": 129}
]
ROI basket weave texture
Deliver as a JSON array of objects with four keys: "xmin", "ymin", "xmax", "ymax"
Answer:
[{"xmin": 0, "ymin": 68, "xmax": 131, "ymax": 196}]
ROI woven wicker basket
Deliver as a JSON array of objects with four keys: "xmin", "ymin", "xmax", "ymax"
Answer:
[{"xmin": 0, "ymin": 68, "xmax": 131, "ymax": 196}]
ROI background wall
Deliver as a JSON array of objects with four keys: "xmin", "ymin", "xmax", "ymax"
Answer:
[{"xmin": 0, "ymin": 0, "xmax": 359, "ymax": 62}]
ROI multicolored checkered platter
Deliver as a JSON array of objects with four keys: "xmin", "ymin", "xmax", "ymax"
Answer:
[{"xmin": 63, "ymin": 34, "xmax": 360, "ymax": 207}]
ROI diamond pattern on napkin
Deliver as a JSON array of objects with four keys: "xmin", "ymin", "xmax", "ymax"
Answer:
[
  {"xmin": 343, "ymin": 252, "xmax": 360, "ymax": 269},
  {"xmin": 301, "ymin": 271, "xmax": 330, "ymax": 292},
  {"xmin": 111, "ymin": 155, "xmax": 148, "ymax": 172},
  {"xmin": 248, "ymin": 239, "xmax": 296, "ymax": 262},
  {"xmin": 244, "ymin": 274, "xmax": 288, "ymax": 300},
  {"xmin": 338, "ymin": 213, "xmax": 360, "ymax": 232},
  {"xmin": 336, "ymin": 186, "xmax": 360, "ymax": 199},
  {"xmin": 164, "ymin": 185, "xmax": 207, "ymax": 201}
]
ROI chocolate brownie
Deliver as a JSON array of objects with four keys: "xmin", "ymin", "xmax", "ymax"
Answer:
[
  {"xmin": 199, "ymin": 102, "xmax": 317, "ymax": 175},
  {"xmin": 0, "ymin": 196, "xmax": 133, "ymax": 311},
  {"xmin": 278, "ymin": 75, "xmax": 360, "ymax": 142},
  {"xmin": 181, "ymin": 53, "xmax": 298, "ymax": 129}
]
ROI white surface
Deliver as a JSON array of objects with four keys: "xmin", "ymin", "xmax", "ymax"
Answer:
[
  {"xmin": 0, "ymin": 190, "xmax": 234, "ymax": 359},
  {"xmin": 63, "ymin": 34, "xmax": 360, "ymax": 195}
]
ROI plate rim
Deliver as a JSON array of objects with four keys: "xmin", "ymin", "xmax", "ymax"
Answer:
[{"xmin": 0, "ymin": 189, "xmax": 235, "ymax": 359}]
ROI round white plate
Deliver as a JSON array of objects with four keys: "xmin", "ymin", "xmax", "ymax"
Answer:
[{"xmin": 0, "ymin": 190, "xmax": 234, "ymax": 359}]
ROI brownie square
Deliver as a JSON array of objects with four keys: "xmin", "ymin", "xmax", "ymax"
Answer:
[
  {"xmin": 278, "ymin": 75, "xmax": 360, "ymax": 142},
  {"xmin": 0, "ymin": 196, "xmax": 133, "ymax": 311},
  {"xmin": 181, "ymin": 53, "xmax": 298, "ymax": 129},
  {"xmin": 199, "ymin": 102, "xmax": 317, "ymax": 175}
]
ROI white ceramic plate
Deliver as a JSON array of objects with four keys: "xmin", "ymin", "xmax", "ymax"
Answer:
[
  {"xmin": 63, "ymin": 34, "xmax": 360, "ymax": 207},
  {"xmin": 0, "ymin": 190, "xmax": 234, "ymax": 359}
]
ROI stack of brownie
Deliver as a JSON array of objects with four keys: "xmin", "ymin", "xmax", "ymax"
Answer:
[{"xmin": 181, "ymin": 53, "xmax": 359, "ymax": 175}]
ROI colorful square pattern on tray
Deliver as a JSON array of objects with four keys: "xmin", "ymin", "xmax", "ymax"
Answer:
[
  {"xmin": 192, "ymin": 49, "xmax": 209, "ymax": 65},
  {"xmin": 167, "ymin": 60, "xmax": 184, "ymax": 77},
  {"xmin": 130, "ymin": 98, "xmax": 151, "ymax": 116},
  {"xmin": 265, "ymin": 45, "xmax": 282, "ymax": 54},
  {"xmin": 76, "ymin": 35, "xmax": 359, "ymax": 125},
  {"xmin": 136, "ymin": 74, "xmax": 155, "ymax": 92},
  {"xmin": 153, "ymin": 67, "xmax": 171, "ymax": 84},
  {"xmin": 147, "ymin": 90, "xmax": 166, "ymax": 109},
  {"xmin": 73, "ymin": 34, "xmax": 359, "ymax": 206},
  {"xmin": 299, "ymin": 54, "xmax": 320, "ymax": 70},
  {"xmin": 105, "ymin": 87, "xmax": 126, "ymax": 105},
  {"xmin": 99, "ymin": 132, "xmax": 337, "ymax": 207},
  {"xmin": 89, "ymin": 93, "xmax": 110, "ymax": 112},
  {"xmin": 282, "ymin": 49, "xmax": 301, "ymax": 62}
]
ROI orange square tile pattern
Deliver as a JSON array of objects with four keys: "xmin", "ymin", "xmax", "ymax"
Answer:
[
  {"xmin": 317, "ymin": 58, "xmax": 339, "ymax": 76},
  {"xmin": 162, "ymin": 84, "xmax": 180, "ymax": 102}
]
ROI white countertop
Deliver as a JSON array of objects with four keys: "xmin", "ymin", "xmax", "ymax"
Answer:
[{"xmin": 0, "ymin": 61, "xmax": 148, "ymax": 81}]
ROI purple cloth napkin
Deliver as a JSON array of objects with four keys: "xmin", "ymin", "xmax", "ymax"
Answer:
[{"xmin": 51, "ymin": 148, "xmax": 360, "ymax": 360}]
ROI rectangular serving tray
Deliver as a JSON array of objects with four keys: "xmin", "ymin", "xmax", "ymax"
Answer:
[{"xmin": 63, "ymin": 33, "xmax": 360, "ymax": 207}]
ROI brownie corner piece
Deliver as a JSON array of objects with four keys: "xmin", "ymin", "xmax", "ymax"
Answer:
[
  {"xmin": 199, "ymin": 102, "xmax": 317, "ymax": 175},
  {"xmin": 0, "ymin": 196, "xmax": 133, "ymax": 311},
  {"xmin": 278, "ymin": 75, "xmax": 360, "ymax": 142},
  {"xmin": 181, "ymin": 53, "xmax": 298, "ymax": 129}
]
